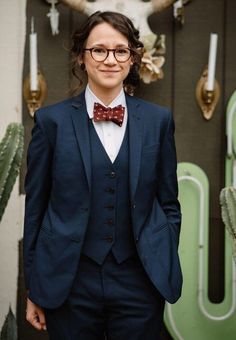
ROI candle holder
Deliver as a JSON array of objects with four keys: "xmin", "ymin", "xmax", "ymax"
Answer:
[
  {"xmin": 23, "ymin": 70, "xmax": 47, "ymax": 117},
  {"xmin": 195, "ymin": 68, "xmax": 220, "ymax": 120}
]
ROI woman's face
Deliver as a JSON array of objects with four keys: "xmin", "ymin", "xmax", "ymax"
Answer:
[{"xmin": 80, "ymin": 22, "xmax": 133, "ymax": 97}]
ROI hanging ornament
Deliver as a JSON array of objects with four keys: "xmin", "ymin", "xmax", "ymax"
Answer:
[{"xmin": 46, "ymin": 0, "xmax": 60, "ymax": 35}]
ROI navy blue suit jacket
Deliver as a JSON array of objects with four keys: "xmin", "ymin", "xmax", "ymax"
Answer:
[{"xmin": 23, "ymin": 91, "xmax": 182, "ymax": 308}]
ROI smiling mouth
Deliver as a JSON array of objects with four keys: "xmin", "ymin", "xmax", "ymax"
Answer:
[{"xmin": 100, "ymin": 70, "xmax": 120, "ymax": 73}]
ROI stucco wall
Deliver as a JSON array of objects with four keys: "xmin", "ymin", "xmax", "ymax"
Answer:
[{"xmin": 0, "ymin": 0, "xmax": 26, "ymax": 329}]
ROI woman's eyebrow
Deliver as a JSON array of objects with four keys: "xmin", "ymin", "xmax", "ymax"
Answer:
[{"xmin": 90, "ymin": 43, "xmax": 129, "ymax": 48}]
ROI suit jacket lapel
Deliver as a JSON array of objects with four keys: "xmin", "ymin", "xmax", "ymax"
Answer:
[
  {"xmin": 126, "ymin": 95, "xmax": 143, "ymax": 200},
  {"xmin": 70, "ymin": 92, "xmax": 91, "ymax": 193}
]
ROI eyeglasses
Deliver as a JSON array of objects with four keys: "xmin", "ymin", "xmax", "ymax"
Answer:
[{"xmin": 83, "ymin": 47, "xmax": 132, "ymax": 63}]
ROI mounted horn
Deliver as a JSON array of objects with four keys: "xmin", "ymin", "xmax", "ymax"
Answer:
[
  {"xmin": 59, "ymin": 0, "xmax": 87, "ymax": 12},
  {"xmin": 60, "ymin": 0, "xmax": 176, "ymax": 13},
  {"xmin": 151, "ymin": 0, "xmax": 175, "ymax": 12}
]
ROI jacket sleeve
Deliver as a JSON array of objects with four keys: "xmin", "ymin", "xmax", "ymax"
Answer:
[
  {"xmin": 23, "ymin": 110, "xmax": 53, "ymax": 288},
  {"xmin": 156, "ymin": 110, "xmax": 181, "ymax": 244}
]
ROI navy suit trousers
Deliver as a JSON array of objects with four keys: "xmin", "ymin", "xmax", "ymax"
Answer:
[{"xmin": 44, "ymin": 252, "xmax": 165, "ymax": 340}]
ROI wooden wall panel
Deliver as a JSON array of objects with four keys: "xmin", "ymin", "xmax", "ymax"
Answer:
[
  {"xmin": 136, "ymin": 8, "xmax": 174, "ymax": 107},
  {"xmin": 174, "ymin": 0, "xmax": 226, "ymax": 302},
  {"xmin": 21, "ymin": 1, "xmax": 71, "ymax": 192},
  {"xmin": 225, "ymin": 0, "xmax": 236, "ymax": 101}
]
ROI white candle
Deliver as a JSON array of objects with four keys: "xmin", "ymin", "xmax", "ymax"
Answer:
[
  {"xmin": 30, "ymin": 17, "xmax": 38, "ymax": 91},
  {"xmin": 206, "ymin": 33, "xmax": 218, "ymax": 91}
]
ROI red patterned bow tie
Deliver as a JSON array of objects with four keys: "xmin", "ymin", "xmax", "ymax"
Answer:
[{"xmin": 93, "ymin": 102, "xmax": 125, "ymax": 127}]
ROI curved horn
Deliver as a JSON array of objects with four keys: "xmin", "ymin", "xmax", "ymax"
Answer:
[
  {"xmin": 59, "ymin": 0, "xmax": 87, "ymax": 12},
  {"xmin": 151, "ymin": 0, "xmax": 175, "ymax": 12}
]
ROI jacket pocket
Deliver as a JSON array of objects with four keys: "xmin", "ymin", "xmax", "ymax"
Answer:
[{"xmin": 151, "ymin": 222, "xmax": 169, "ymax": 234}]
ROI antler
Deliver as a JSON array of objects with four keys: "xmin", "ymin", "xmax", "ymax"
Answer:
[
  {"xmin": 151, "ymin": 0, "xmax": 175, "ymax": 12},
  {"xmin": 59, "ymin": 0, "xmax": 87, "ymax": 12}
]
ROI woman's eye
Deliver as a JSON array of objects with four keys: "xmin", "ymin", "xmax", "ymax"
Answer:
[
  {"xmin": 116, "ymin": 49, "xmax": 129, "ymax": 55},
  {"xmin": 93, "ymin": 48, "xmax": 106, "ymax": 54}
]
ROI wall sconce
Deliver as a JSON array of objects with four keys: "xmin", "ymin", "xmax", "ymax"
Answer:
[
  {"xmin": 23, "ymin": 71, "xmax": 47, "ymax": 118},
  {"xmin": 23, "ymin": 17, "xmax": 47, "ymax": 117},
  {"xmin": 196, "ymin": 33, "xmax": 220, "ymax": 120}
]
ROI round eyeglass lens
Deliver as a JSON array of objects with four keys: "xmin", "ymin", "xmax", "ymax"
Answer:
[{"xmin": 91, "ymin": 48, "xmax": 131, "ymax": 62}]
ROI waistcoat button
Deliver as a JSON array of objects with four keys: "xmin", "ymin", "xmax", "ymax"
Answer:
[
  {"xmin": 109, "ymin": 171, "xmax": 116, "ymax": 178},
  {"xmin": 105, "ymin": 205, "xmax": 114, "ymax": 210},
  {"xmin": 105, "ymin": 187, "xmax": 115, "ymax": 194},
  {"xmin": 105, "ymin": 235, "xmax": 113, "ymax": 242},
  {"xmin": 106, "ymin": 219, "xmax": 114, "ymax": 225}
]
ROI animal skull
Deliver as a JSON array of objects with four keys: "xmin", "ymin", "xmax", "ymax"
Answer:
[
  {"xmin": 59, "ymin": 0, "xmax": 176, "ymax": 83},
  {"xmin": 59, "ymin": 0, "xmax": 175, "ymax": 37}
]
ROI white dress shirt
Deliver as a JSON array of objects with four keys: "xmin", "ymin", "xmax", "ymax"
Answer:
[{"xmin": 85, "ymin": 85, "xmax": 128, "ymax": 163}]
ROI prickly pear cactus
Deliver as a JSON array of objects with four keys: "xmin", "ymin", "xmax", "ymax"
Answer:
[
  {"xmin": 0, "ymin": 123, "xmax": 24, "ymax": 223},
  {"xmin": 220, "ymin": 186, "xmax": 236, "ymax": 260}
]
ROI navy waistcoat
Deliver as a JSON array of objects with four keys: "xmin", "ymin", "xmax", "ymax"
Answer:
[{"xmin": 81, "ymin": 120, "xmax": 136, "ymax": 265}]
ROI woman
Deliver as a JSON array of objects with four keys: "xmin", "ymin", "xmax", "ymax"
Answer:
[{"xmin": 24, "ymin": 11, "xmax": 182, "ymax": 340}]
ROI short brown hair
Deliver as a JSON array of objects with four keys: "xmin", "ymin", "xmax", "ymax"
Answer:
[{"xmin": 70, "ymin": 11, "xmax": 143, "ymax": 95}]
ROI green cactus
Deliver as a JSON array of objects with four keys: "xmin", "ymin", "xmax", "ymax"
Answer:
[
  {"xmin": 0, "ymin": 123, "xmax": 24, "ymax": 223},
  {"xmin": 220, "ymin": 186, "xmax": 236, "ymax": 260},
  {"xmin": 0, "ymin": 307, "xmax": 17, "ymax": 340}
]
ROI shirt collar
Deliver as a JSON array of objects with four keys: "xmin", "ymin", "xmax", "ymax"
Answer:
[{"xmin": 85, "ymin": 85, "xmax": 127, "ymax": 119}]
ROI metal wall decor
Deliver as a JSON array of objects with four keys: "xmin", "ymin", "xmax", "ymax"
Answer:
[
  {"xmin": 196, "ymin": 33, "xmax": 220, "ymax": 120},
  {"xmin": 23, "ymin": 18, "xmax": 47, "ymax": 117}
]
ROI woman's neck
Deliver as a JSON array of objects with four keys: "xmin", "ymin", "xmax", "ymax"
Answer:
[{"xmin": 88, "ymin": 84, "xmax": 123, "ymax": 106}]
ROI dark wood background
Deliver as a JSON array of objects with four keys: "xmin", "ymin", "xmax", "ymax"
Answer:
[{"xmin": 18, "ymin": 0, "xmax": 236, "ymax": 338}]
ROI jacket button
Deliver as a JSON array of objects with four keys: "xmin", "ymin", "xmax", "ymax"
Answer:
[
  {"xmin": 105, "ymin": 205, "xmax": 114, "ymax": 210},
  {"xmin": 71, "ymin": 237, "xmax": 81, "ymax": 243},
  {"xmin": 105, "ymin": 236, "xmax": 113, "ymax": 242},
  {"xmin": 109, "ymin": 171, "xmax": 116, "ymax": 179},
  {"xmin": 106, "ymin": 187, "xmax": 115, "ymax": 194},
  {"xmin": 106, "ymin": 219, "xmax": 114, "ymax": 225},
  {"xmin": 81, "ymin": 207, "xmax": 89, "ymax": 211}
]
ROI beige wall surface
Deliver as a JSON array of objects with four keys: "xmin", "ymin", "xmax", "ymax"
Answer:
[{"xmin": 0, "ymin": 0, "xmax": 26, "ymax": 329}]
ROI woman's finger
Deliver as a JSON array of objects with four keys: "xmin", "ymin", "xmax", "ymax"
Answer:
[
  {"xmin": 38, "ymin": 307, "xmax": 47, "ymax": 330},
  {"xmin": 26, "ymin": 310, "xmax": 42, "ymax": 330}
]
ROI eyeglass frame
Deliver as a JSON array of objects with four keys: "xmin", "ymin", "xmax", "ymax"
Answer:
[{"xmin": 83, "ymin": 47, "xmax": 133, "ymax": 63}]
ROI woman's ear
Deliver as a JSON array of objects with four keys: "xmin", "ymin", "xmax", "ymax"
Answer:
[
  {"xmin": 77, "ymin": 55, "xmax": 83, "ymax": 65},
  {"xmin": 77, "ymin": 56, "xmax": 86, "ymax": 71}
]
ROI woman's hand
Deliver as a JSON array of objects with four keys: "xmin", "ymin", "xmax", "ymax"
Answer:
[{"xmin": 26, "ymin": 297, "xmax": 47, "ymax": 331}]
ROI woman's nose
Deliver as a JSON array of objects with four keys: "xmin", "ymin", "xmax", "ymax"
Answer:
[{"xmin": 104, "ymin": 51, "xmax": 117, "ymax": 64}]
